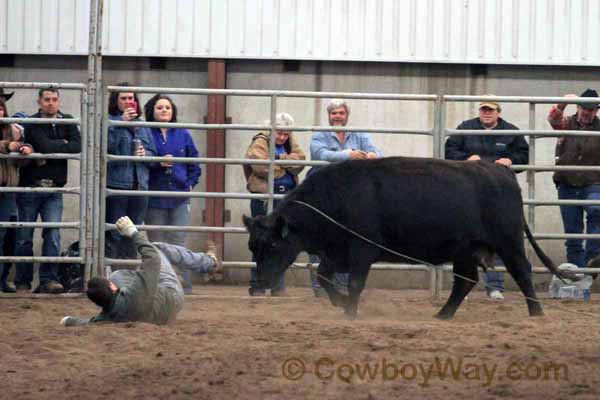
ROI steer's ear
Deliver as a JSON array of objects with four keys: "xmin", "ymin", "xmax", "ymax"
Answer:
[
  {"xmin": 274, "ymin": 215, "xmax": 290, "ymax": 239},
  {"xmin": 242, "ymin": 214, "xmax": 254, "ymax": 231}
]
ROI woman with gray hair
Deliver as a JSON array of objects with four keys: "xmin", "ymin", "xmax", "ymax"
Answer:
[{"xmin": 243, "ymin": 112, "xmax": 306, "ymax": 296}]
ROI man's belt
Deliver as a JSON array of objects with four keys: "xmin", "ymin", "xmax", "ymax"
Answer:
[{"xmin": 33, "ymin": 179, "xmax": 56, "ymax": 187}]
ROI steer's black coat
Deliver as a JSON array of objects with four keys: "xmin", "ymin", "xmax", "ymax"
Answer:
[{"xmin": 244, "ymin": 157, "xmax": 567, "ymax": 319}]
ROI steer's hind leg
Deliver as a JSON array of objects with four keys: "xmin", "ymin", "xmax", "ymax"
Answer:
[
  {"xmin": 436, "ymin": 253, "xmax": 479, "ymax": 320},
  {"xmin": 498, "ymin": 250, "xmax": 544, "ymax": 317}
]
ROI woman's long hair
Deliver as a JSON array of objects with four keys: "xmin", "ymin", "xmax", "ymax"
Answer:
[{"xmin": 0, "ymin": 98, "xmax": 8, "ymax": 135}]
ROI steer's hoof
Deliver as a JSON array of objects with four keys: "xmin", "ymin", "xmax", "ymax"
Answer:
[
  {"xmin": 434, "ymin": 311, "xmax": 454, "ymax": 321},
  {"xmin": 529, "ymin": 309, "xmax": 544, "ymax": 317},
  {"xmin": 344, "ymin": 310, "xmax": 357, "ymax": 320},
  {"xmin": 330, "ymin": 294, "xmax": 349, "ymax": 308}
]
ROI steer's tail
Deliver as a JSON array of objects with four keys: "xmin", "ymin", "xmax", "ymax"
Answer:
[{"xmin": 523, "ymin": 218, "xmax": 579, "ymax": 282}]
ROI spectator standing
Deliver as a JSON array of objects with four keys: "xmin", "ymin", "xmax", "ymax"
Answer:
[
  {"xmin": 105, "ymin": 83, "xmax": 156, "ymax": 260},
  {"xmin": 445, "ymin": 96, "xmax": 529, "ymax": 301},
  {"xmin": 143, "ymin": 94, "xmax": 201, "ymax": 294},
  {"xmin": 309, "ymin": 99, "xmax": 382, "ymax": 297},
  {"xmin": 548, "ymin": 89, "xmax": 600, "ymax": 269},
  {"xmin": 243, "ymin": 112, "xmax": 305, "ymax": 296},
  {"xmin": 0, "ymin": 97, "xmax": 33, "ymax": 292},
  {"xmin": 14, "ymin": 88, "xmax": 81, "ymax": 294}
]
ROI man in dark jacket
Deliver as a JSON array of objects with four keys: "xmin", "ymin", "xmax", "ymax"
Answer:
[
  {"xmin": 60, "ymin": 216, "xmax": 222, "ymax": 326},
  {"xmin": 548, "ymin": 89, "xmax": 600, "ymax": 270},
  {"xmin": 14, "ymin": 88, "xmax": 81, "ymax": 294},
  {"xmin": 445, "ymin": 97, "xmax": 529, "ymax": 301}
]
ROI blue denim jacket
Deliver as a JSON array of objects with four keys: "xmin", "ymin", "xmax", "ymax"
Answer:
[{"xmin": 107, "ymin": 113, "xmax": 157, "ymax": 190}]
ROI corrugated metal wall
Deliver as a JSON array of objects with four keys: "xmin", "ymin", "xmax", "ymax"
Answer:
[{"xmin": 1, "ymin": 0, "xmax": 599, "ymax": 66}]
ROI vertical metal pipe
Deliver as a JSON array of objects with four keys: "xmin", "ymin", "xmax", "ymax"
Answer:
[
  {"xmin": 87, "ymin": 0, "xmax": 104, "ymax": 277},
  {"xmin": 79, "ymin": 87, "xmax": 90, "ymax": 284},
  {"xmin": 438, "ymin": 96, "xmax": 447, "ymax": 160},
  {"xmin": 431, "ymin": 95, "xmax": 447, "ymax": 299},
  {"xmin": 95, "ymin": 0, "xmax": 104, "ymax": 277},
  {"xmin": 97, "ymin": 90, "xmax": 109, "ymax": 277},
  {"xmin": 266, "ymin": 95, "xmax": 277, "ymax": 213},
  {"xmin": 528, "ymin": 103, "xmax": 536, "ymax": 234},
  {"xmin": 432, "ymin": 96, "xmax": 441, "ymax": 159},
  {"xmin": 86, "ymin": 0, "xmax": 98, "ymax": 280}
]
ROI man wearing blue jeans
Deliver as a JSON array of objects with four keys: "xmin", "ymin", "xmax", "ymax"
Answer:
[
  {"xmin": 549, "ymin": 89, "xmax": 600, "ymax": 268},
  {"xmin": 309, "ymin": 99, "xmax": 383, "ymax": 297},
  {"xmin": 445, "ymin": 96, "xmax": 529, "ymax": 301},
  {"xmin": 60, "ymin": 216, "xmax": 222, "ymax": 326},
  {"xmin": 15, "ymin": 88, "xmax": 81, "ymax": 293}
]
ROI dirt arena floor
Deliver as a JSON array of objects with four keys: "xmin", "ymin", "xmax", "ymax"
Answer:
[{"xmin": 2, "ymin": 286, "xmax": 600, "ymax": 400}]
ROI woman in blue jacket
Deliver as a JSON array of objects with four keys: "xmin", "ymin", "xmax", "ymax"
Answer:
[
  {"xmin": 105, "ymin": 83, "xmax": 156, "ymax": 259},
  {"xmin": 143, "ymin": 94, "xmax": 201, "ymax": 293}
]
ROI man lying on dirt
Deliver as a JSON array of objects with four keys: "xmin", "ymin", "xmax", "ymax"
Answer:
[{"xmin": 60, "ymin": 216, "xmax": 222, "ymax": 326}]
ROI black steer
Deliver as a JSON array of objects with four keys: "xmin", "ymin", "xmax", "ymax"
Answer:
[{"xmin": 243, "ymin": 157, "xmax": 571, "ymax": 320}]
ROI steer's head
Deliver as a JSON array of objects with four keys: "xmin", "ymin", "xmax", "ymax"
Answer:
[{"xmin": 243, "ymin": 214, "xmax": 303, "ymax": 289}]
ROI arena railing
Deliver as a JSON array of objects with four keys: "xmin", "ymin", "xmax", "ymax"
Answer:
[
  {"xmin": 99, "ymin": 86, "xmax": 441, "ymax": 290},
  {"xmin": 0, "ymin": 82, "xmax": 91, "ymax": 285}
]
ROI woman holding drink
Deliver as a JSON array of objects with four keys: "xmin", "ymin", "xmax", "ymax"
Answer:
[
  {"xmin": 142, "ymin": 94, "xmax": 201, "ymax": 293},
  {"xmin": 105, "ymin": 82, "xmax": 156, "ymax": 259}
]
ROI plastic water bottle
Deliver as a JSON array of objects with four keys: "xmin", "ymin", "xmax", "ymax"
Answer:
[
  {"xmin": 548, "ymin": 263, "xmax": 579, "ymax": 299},
  {"xmin": 575, "ymin": 275, "xmax": 593, "ymax": 301}
]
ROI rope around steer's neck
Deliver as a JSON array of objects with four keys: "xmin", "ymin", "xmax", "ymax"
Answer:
[{"xmin": 291, "ymin": 199, "xmax": 600, "ymax": 319}]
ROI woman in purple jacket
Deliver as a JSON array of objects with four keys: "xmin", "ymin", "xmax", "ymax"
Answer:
[{"xmin": 142, "ymin": 94, "xmax": 201, "ymax": 293}]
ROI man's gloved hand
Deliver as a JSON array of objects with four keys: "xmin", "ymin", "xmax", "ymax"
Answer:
[{"xmin": 116, "ymin": 216, "xmax": 138, "ymax": 238}]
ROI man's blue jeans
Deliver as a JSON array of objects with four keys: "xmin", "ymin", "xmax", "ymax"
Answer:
[
  {"xmin": 105, "ymin": 194, "xmax": 148, "ymax": 260},
  {"xmin": 557, "ymin": 184, "xmax": 600, "ymax": 268},
  {"xmin": 309, "ymin": 254, "xmax": 350, "ymax": 296},
  {"xmin": 249, "ymin": 199, "xmax": 285, "ymax": 294},
  {"xmin": 0, "ymin": 193, "xmax": 16, "ymax": 283},
  {"xmin": 484, "ymin": 257, "xmax": 504, "ymax": 294},
  {"xmin": 14, "ymin": 193, "xmax": 63, "ymax": 286}
]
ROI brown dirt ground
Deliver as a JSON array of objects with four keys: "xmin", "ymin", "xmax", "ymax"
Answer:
[{"xmin": 1, "ymin": 286, "xmax": 600, "ymax": 400}]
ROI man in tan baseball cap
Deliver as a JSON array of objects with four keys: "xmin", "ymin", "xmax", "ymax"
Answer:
[
  {"xmin": 445, "ymin": 94, "xmax": 529, "ymax": 301},
  {"xmin": 479, "ymin": 98, "xmax": 500, "ymax": 111}
]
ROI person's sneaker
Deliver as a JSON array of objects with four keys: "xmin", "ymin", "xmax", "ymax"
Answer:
[
  {"xmin": 271, "ymin": 289, "xmax": 288, "ymax": 297},
  {"xmin": 15, "ymin": 283, "xmax": 31, "ymax": 293},
  {"xmin": 248, "ymin": 287, "xmax": 266, "ymax": 297},
  {"xmin": 0, "ymin": 281, "xmax": 16, "ymax": 293},
  {"xmin": 204, "ymin": 240, "xmax": 222, "ymax": 274},
  {"xmin": 38, "ymin": 281, "xmax": 65, "ymax": 294},
  {"xmin": 488, "ymin": 290, "xmax": 504, "ymax": 301}
]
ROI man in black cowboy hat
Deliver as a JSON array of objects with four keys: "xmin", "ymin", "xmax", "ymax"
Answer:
[
  {"xmin": 0, "ymin": 88, "xmax": 15, "ymax": 101},
  {"xmin": 549, "ymin": 88, "xmax": 600, "ymax": 271}
]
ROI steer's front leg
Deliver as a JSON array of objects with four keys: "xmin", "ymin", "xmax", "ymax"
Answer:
[{"xmin": 344, "ymin": 270, "xmax": 369, "ymax": 320}]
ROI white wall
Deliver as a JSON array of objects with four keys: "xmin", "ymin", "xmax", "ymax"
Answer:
[{"xmin": 2, "ymin": 0, "xmax": 600, "ymax": 65}]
